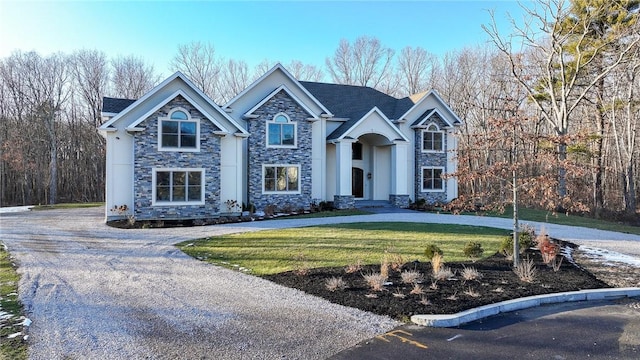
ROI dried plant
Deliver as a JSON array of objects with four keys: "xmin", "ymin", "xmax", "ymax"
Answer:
[
  {"xmin": 380, "ymin": 259, "xmax": 390, "ymax": 279},
  {"xmin": 324, "ymin": 277, "xmax": 347, "ymax": 292},
  {"xmin": 419, "ymin": 296, "xmax": 431, "ymax": 306},
  {"xmin": 493, "ymin": 287, "xmax": 504, "ymax": 293},
  {"xmin": 293, "ymin": 253, "xmax": 310, "ymax": 276},
  {"xmin": 514, "ymin": 258, "xmax": 537, "ymax": 283},
  {"xmin": 537, "ymin": 232, "xmax": 560, "ymax": 265},
  {"xmin": 461, "ymin": 266, "xmax": 482, "ymax": 281},
  {"xmin": 410, "ymin": 283, "xmax": 425, "ymax": 295},
  {"xmin": 344, "ymin": 259, "xmax": 363, "ymax": 274},
  {"xmin": 550, "ymin": 255, "xmax": 564, "ymax": 272},
  {"xmin": 362, "ymin": 272, "xmax": 387, "ymax": 291},
  {"xmin": 463, "ymin": 287, "xmax": 480, "ymax": 298},
  {"xmin": 430, "ymin": 253, "xmax": 444, "ymax": 275},
  {"xmin": 386, "ymin": 253, "xmax": 404, "ymax": 272},
  {"xmin": 400, "ymin": 269, "xmax": 423, "ymax": 284},
  {"xmin": 434, "ymin": 267, "xmax": 454, "ymax": 281},
  {"xmin": 365, "ymin": 293, "xmax": 378, "ymax": 299},
  {"xmin": 429, "ymin": 280, "xmax": 439, "ymax": 290},
  {"xmin": 446, "ymin": 291, "xmax": 458, "ymax": 301},
  {"xmin": 392, "ymin": 289, "xmax": 406, "ymax": 298}
]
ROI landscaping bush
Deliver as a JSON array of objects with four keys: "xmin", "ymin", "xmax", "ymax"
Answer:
[
  {"xmin": 463, "ymin": 241, "xmax": 484, "ymax": 259},
  {"xmin": 424, "ymin": 244, "xmax": 443, "ymax": 260}
]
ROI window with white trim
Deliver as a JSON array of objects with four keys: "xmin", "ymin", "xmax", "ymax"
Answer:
[
  {"xmin": 267, "ymin": 113, "xmax": 296, "ymax": 147},
  {"xmin": 153, "ymin": 169, "xmax": 204, "ymax": 204},
  {"xmin": 159, "ymin": 109, "xmax": 199, "ymax": 150},
  {"xmin": 422, "ymin": 123, "xmax": 443, "ymax": 152},
  {"xmin": 422, "ymin": 167, "xmax": 444, "ymax": 191},
  {"xmin": 263, "ymin": 165, "xmax": 299, "ymax": 193}
]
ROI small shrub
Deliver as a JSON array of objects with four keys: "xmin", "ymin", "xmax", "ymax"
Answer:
[
  {"xmin": 293, "ymin": 253, "xmax": 310, "ymax": 276},
  {"xmin": 344, "ymin": 259, "xmax": 363, "ymax": 274},
  {"xmin": 430, "ymin": 253, "xmax": 444, "ymax": 275},
  {"xmin": 400, "ymin": 269, "xmax": 423, "ymax": 284},
  {"xmin": 362, "ymin": 272, "xmax": 387, "ymax": 292},
  {"xmin": 424, "ymin": 244, "xmax": 443, "ymax": 260},
  {"xmin": 380, "ymin": 259, "xmax": 390, "ymax": 279},
  {"xmin": 461, "ymin": 266, "xmax": 482, "ymax": 281},
  {"xmin": 386, "ymin": 253, "xmax": 404, "ymax": 272},
  {"xmin": 536, "ymin": 232, "xmax": 560, "ymax": 265},
  {"xmin": 325, "ymin": 277, "xmax": 347, "ymax": 292},
  {"xmin": 434, "ymin": 266, "xmax": 454, "ymax": 281},
  {"xmin": 410, "ymin": 283, "xmax": 425, "ymax": 295},
  {"xmin": 463, "ymin": 241, "xmax": 484, "ymax": 259},
  {"xmin": 514, "ymin": 258, "xmax": 537, "ymax": 283}
]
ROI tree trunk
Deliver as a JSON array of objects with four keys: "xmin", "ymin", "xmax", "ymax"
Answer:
[
  {"xmin": 623, "ymin": 163, "xmax": 636, "ymax": 215},
  {"xmin": 557, "ymin": 142, "xmax": 567, "ymax": 209}
]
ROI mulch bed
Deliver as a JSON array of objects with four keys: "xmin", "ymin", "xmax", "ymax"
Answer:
[{"xmin": 263, "ymin": 251, "xmax": 608, "ymax": 320}]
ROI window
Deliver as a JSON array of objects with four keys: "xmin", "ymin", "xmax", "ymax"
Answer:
[
  {"xmin": 267, "ymin": 113, "xmax": 296, "ymax": 147},
  {"xmin": 352, "ymin": 142, "xmax": 363, "ymax": 160},
  {"xmin": 422, "ymin": 123, "xmax": 443, "ymax": 152},
  {"xmin": 263, "ymin": 165, "xmax": 299, "ymax": 193},
  {"xmin": 159, "ymin": 109, "xmax": 199, "ymax": 150},
  {"xmin": 422, "ymin": 167, "xmax": 444, "ymax": 191},
  {"xmin": 154, "ymin": 169, "xmax": 204, "ymax": 204}
]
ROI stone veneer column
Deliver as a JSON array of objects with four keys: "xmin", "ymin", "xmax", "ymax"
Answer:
[{"xmin": 333, "ymin": 139, "xmax": 355, "ymax": 209}]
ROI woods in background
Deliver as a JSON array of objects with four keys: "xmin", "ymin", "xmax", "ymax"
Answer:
[{"xmin": 0, "ymin": 0, "xmax": 638, "ymax": 220}]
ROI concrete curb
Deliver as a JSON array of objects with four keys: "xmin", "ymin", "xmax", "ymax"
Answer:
[{"xmin": 411, "ymin": 287, "xmax": 640, "ymax": 327}]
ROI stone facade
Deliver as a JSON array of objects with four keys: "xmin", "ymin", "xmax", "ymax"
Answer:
[
  {"xmin": 334, "ymin": 195, "xmax": 355, "ymax": 209},
  {"xmin": 414, "ymin": 114, "xmax": 448, "ymax": 205},
  {"xmin": 133, "ymin": 95, "xmax": 222, "ymax": 220},
  {"xmin": 389, "ymin": 194, "xmax": 410, "ymax": 208},
  {"xmin": 247, "ymin": 90, "xmax": 313, "ymax": 212}
]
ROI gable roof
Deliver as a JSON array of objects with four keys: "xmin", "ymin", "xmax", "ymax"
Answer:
[
  {"xmin": 244, "ymin": 85, "xmax": 317, "ymax": 119},
  {"xmin": 398, "ymin": 89, "xmax": 462, "ymax": 128},
  {"xmin": 99, "ymin": 71, "xmax": 248, "ymax": 136},
  {"xmin": 224, "ymin": 63, "xmax": 332, "ymax": 118},
  {"xmin": 327, "ymin": 106, "xmax": 409, "ymax": 142}
]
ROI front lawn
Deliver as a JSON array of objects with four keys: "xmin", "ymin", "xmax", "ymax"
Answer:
[
  {"xmin": 0, "ymin": 245, "xmax": 27, "ymax": 360},
  {"xmin": 178, "ymin": 222, "xmax": 509, "ymax": 275}
]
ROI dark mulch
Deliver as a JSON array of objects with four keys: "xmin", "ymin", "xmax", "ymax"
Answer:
[{"xmin": 263, "ymin": 251, "xmax": 608, "ymax": 320}]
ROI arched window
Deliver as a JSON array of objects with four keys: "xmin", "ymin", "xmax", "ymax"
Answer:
[
  {"xmin": 160, "ymin": 108, "xmax": 199, "ymax": 150},
  {"xmin": 422, "ymin": 123, "xmax": 444, "ymax": 152},
  {"xmin": 267, "ymin": 113, "xmax": 296, "ymax": 147}
]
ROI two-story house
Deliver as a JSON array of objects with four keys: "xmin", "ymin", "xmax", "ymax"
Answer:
[{"xmin": 99, "ymin": 64, "xmax": 462, "ymax": 221}]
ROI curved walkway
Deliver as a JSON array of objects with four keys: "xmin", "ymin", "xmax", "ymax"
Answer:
[{"xmin": 0, "ymin": 207, "xmax": 639, "ymax": 359}]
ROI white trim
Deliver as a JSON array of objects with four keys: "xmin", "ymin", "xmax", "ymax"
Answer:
[
  {"xmin": 400, "ymin": 90, "xmax": 463, "ymax": 127},
  {"xmin": 224, "ymin": 63, "xmax": 333, "ymax": 117},
  {"xmin": 421, "ymin": 166, "xmax": 446, "ymax": 192},
  {"xmin": 244, "ymin": 84, "xmax": 319, "ymax": 119},
  {"xmin": 266, "ymin": 112, "xmax": 297, "ymax": 149},
  {"xmin": 152, "ymin": 168, "xmax": 205, "ymax": 206},
  {"xmin": 99, "ymin": 72, "xmax": 248, "ymax": 135},
  {"xmin": 262, "ymin": 164, "xmax": 301, "ymax": 194},
  {"xmin": 335, "ymin": 107, "xmax": 410, "ymax": 142},
  {"xmin": 421, "ymin": 122, "xmax": 445, "ymax": 153},
  {"xmin": 157, "ymin": 107, "xmax": 201, "ymax": 152}
]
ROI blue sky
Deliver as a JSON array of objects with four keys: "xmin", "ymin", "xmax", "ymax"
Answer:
[{"xmin": 0, "ymin": 1, "xmax": 528, "ymax": 77}]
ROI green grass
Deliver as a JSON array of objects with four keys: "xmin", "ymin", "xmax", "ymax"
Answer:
[
  {"xmin": 0, "ymin": 245, "xmax": 27, "ymax": 360},
  {"xmin": 31, "ymin": 202, "xmax": 103, "ymax": 210},
  {"xmin": 477, "ymin": 206, "xmax": 640, "ymax": 236},
  {"xmin": 178, "ymin": 222, "xmax": 509, "ymax": 275}
]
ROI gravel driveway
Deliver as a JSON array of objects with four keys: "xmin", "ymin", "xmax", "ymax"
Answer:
[{"xmin": 1, "ymin": 207, "xmax": 639, "ymax": 359}]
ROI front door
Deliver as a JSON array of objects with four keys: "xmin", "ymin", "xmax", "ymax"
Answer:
[{"xmin": 352, "ymin": 167, "xmax": 364, "ymax": 198}]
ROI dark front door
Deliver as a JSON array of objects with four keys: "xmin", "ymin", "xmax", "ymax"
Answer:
[{"xmin": 352, "ymin": 167, "xmax": 364, "ymax": 198}]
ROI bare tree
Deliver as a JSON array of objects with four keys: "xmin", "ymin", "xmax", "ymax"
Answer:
[
  {"xmin": 217, "ymin": 59, "xmax": 251, "ymax": 103},
  {"xmin": 286, "ymin": 60, "xmax": 324, "ymax": 82},
  {"xmin": 71, "ymin": 49, "xmax": 109, "ymax": 127},
  {"xmin": 170, "ymin": 42, "xmax": 221, "ymax": 100},
  {"xmin": 483, "ymin": 0, "xmax": 640, "ymax": 205},
  {"xmin": 325, "ymin": 36, "xmax": 395, "ymax": 90},
  {"xmin": 111, "ymin": 55, "xmax": 160, "ymax": 99},
  {"xmin": 397, "ymin": 46, "xmax": 438, "ymax": 96}
]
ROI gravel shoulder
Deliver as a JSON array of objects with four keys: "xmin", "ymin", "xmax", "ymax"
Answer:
[{"xmin": 1, "ymin": 207, "xmax": 639, "ymax": 359}]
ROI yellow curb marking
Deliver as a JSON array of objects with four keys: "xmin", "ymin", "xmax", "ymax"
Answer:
[{"xmin": 376, "ymin": 330, "xmax": 428, "ymax": 349}]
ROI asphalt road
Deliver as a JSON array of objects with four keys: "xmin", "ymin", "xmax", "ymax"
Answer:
[{"xmin": 330, "ymin": 299, "xmax": 640, "ymax": 360}]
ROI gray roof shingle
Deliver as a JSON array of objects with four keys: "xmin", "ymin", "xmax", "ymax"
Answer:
[
  {"xmin": 299, "ymin": 81, "xmax": 414, "ymax": 140},
  {"xmin": 103, "ymin": 97, "xmax": 136, "ymax": 114}
]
